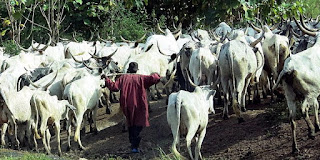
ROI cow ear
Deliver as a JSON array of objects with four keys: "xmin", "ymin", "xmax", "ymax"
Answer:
[{"xmin": 171, "ymin": 54, "xmax": 177, "ymax": 61}]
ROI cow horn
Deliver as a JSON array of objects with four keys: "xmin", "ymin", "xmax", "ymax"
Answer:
[
  {"xmin": 103, "ymin": 48, "xmax": 118, "ymax": 60},
  {"xmin": 157, "ymin": 22, "xmax": 166, "ymax": 34},
  {"xmin": 70, "ymin": 53, "xmax": 83, "ymax": 63},
  {"xmin": 174, "ymin": 30, "xmax": 182, "ymax": 40},
  {"xmin": 249, "ymin": 23, "xmax": 262, "ymax": 33},
  {"xmin": 293, "ymin": 16, "xmax": 317, "ymax": 37},
  {"xmin": 31, "ymin": 33, "xmax": 51, "ymax": 52},
  {"xmin": 136, "ymin": 33, "xmax": 146, "ymax": 43},
  {"xmin": 270, "ymin": 23, "xmax": 280, "ymax": 31},
  {"xmin": 157, "ymin": 41, "xmax": 171, "ymax": 56},
  {"xmin": 172, "ymin": 22, "xmax": 182, "ymax": 34},
  {"xmin": 28, "ymin": 71, "xmax": 58, "ymax": 90},
  {"xmin": 300, "ymin": 14, "xmax": 320, "ymax": 32},
  {"xmin": 82, "ymin": 61, "xmax": 95, "ymax": 70},
  {"xmin": 210, "ymin": 30, "xmax": 220, "ymax": 41},
  {"xmin": 250, "ymin": 32, "xmax": 264, "ymax": 47},
  {"xmin": 88, "ymin": 30, "xmax": 94, "ymax": 41},
  {"xmin": 186, "ymin": 69, "xmax": 197, "ymax": 88},
  {"xmin": 16, "ymin": 42, "xmax": 30, "ymax": 52},
  {"xmin": 120, "ymin": 35, "xmax": 132, "ymax": 43},
  {"xmin": 72, "ymin": 32, "xmax": 79, "ymax": 42},
  {"xmin": 314, "ymin": 15, "xmax": 320, "ymax": 26},
  {"xmin": 290, "ymin": 28, "xmax": 301, "ymax": 37}
]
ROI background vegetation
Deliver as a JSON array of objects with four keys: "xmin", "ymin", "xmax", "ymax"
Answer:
[{"xmin": 0, "ymin": 0, "xmax": 319, "ymax": 48}]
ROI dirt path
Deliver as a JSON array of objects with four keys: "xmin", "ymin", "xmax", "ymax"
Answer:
[{"xmin": 2, "ymin": 92, "xmax": 320, "ymax": 160}]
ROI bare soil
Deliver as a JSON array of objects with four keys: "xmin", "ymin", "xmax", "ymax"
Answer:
[{"xmin": 2, "ymin": 91, "xmax": 320, "ymax": 160}]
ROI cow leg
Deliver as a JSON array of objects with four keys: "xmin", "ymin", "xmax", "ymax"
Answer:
[
  {"xmin": 186, "ymin": 125, "xmax": 198, "ymax": 160},
  {"xmin": 170, "ymin": 117, "xmax": 182, "ymax": 159},
  {"xmin": 314, "ymin": 99, "xmax": 320, "ymax": 132},
  {"xmin": 74, "ymin": 114, "xmax": 86, "ymax": 150},
  {"xmin": 40, "ymin": 119, "xmax": 50, "ymax": 155},
  {"xmin": 11, "ymin": 119, "xmax": 20, "ymax": 150},
  {"xmin": 26, "ymin": 121, "xmax": 33, "ymax": 150},
  {"xmin": 301, "ymin": 98, "xmax": 316, "ymax": 139},
  {"xmin": 81, "ymin": 113, "xmax": 88, "ymax": 135},
  {"xmin": 221, "ymin": 79, "xmax": 230, "ymax": 120},
  {"xmin": 195, "ymin": 128, "xmax": 206, "ymax": 160},
  {"xmin": 149, "ymin": 86, "xmax": 157, "ymax": 101},
  {"xmin": 253, "ymin": 84, "xmax": 261, "ymax": 104},
  {"xmin": 92, "ymin": 108, "xmax": 98, "ymax": 135},
  {"xmin": 55, "ymin": 121, "xmax": 62, "ymax": 156},
  {"xmin": 283, "ymin": 82, "xmax": 299, "ymax": 153},
  {"xmin": 46, "ymin": 128, "xmax": 51, "ymax": 152},
  {"xmin": 1, "ymin": 123, "xmax": 8, "ymax": 147},
  {"xmin": 66, "ymin": 117, "xmax": 72, "ymax": 151},
  {"xmin": 110, "ymin": 92, "xmax": 119, "ymax": 103}
]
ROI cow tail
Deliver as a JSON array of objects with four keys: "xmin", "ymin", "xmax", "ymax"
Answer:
[
  {"xmin": 229, "ymin": 52, "xmax": 236, "ymax": 94},
  {"xmin": 172, "ymin": 94, "xmax": 182, "ymax": 157},
  {"xmin": 30, "ymin": 96, "xmax": 41, "ymax": 139},
  {"xmin": 272, "ymin": 69, "xmax": 288, "ymax": 91},
  {"xmin": 275, "ymin": 38, "xmax": 280, "ymax": 65}
]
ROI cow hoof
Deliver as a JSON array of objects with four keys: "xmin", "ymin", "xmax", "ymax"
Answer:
[
  {"xmin": 292, "ymin": 147, "xmax": 300, "ymax": 154},
  {"xmin": 308, "ymin": 133, "xmax": 316, "ymax": 140},
  {"xmin": 110, "ymin": 99, "xmax": 119, "ymax": 103},
  {"xmin": 223, "ymin": 115, "xmax": 229, "ymax": 120},
  {"xmin": 241, "ymin": 107, "xmax": 247, "ymax": 112},
  {"xmin": 315, "ymin": 126, "xmax": 320, "ymax": 132},
  {"xmin": 80, "ymin": 128, "xmax": 86, "ymax": 135},
  {"xmin": 238, "ymin": 117, "xmax": 245, "ymax": 123}
]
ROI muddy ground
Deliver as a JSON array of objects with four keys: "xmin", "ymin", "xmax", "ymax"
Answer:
[{"xmin": 2, "ymin": 89, "xmax": 320, "ymax": 160}]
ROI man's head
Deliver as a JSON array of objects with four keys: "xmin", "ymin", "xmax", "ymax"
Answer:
[{"xmin": 127, "ymin": 62, "xmax": 138, "ymax": 73}]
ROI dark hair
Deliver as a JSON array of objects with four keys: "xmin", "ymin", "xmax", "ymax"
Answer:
[{"xmin": 127, "ymin": 62, "xmax": 138, "ymax": 73}]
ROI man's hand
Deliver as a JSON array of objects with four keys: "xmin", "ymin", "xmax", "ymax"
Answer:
[{"xmin": 101, "ymin": 74, "xmax": 106, "ymax": 80}]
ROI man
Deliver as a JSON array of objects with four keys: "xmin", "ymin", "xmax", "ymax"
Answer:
[{"xmin": 101, "ymin": 62, "xmax": 161, "ymax": 153}]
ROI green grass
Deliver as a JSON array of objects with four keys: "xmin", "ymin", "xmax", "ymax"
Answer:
[{"xmin": 0, "ymin": 149, "xmax": 68, "ymax": 160}]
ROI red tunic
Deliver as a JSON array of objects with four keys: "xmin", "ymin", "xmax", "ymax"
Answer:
[{"xmin": 105, "ymin": 73, "xmax": 160, "ymax": 127}]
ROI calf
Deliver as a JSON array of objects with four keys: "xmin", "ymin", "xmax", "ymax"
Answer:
[
  {"xmin": 167, "ymin": 77, "xmax": 216, "ymax": 160},
  {"xmin": 30, "ymin": 91, "xmax": 76, "ymax": 156}
]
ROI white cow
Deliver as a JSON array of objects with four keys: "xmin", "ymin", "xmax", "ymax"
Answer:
[
  {"xmin": 189, "ymin": 47, "xmax": 218, "ymax": 86},
  {"xmin": 63, "ymin": 74, "xmax": 105, "ymax": 150},
  {"xmin": 30, "ymin": 91, "xmax": 76, "ymax": 156},
  {"xmin": 218, "ymin": 37, "xmax": 263, "ymax": 122},
  {"xmin": 167, "ymin": 80, "xmax": 216, "ymax": 160},
  {"xmin": 273, "ymin": 17, "xmax": 320, "ymax": 153}
]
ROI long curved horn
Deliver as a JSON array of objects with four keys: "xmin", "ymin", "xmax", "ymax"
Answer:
[
  {"xmin": 174, "ymin": 30, "xmax": 182, "ymax": 39},
  {"xmin": 270, "ymin": 23, "xmax": 280, "ymax": 31},
  {"xmin": 300, "ymin": 14, "xmax": 320, "ymax": 32},
  {"xmin": 16, "ymin": 42, "xmax": 30, "ymax": 52},
  {"xmin": 136, "ymin": 33, "xmax": 146, "ymax": 43},
  {"xmin": 38, "ymin": 33, "xmax": 52, "ymax": 51},
  {"xmin": 82, "ymin": 61, "xmax": 94, "ymax": 70},
  {"xmin": 89, "ymin": 30, "xmax": 94, "ymax": 41},
  {"xmin": 314, "ymin": 15, "xmax": 320, "ymax": 26},
  {"xmin": 185, "ymin": 69, "xmax": 197, "ymax": 88},
  {"xmin": 70, "ymin": 53, "xmax": 83, "ymax": 63},
  {"xmin": 157, "ymin": 22, "xmax": 166, "ymax": 34},
  {"xmin": 157, "ymin": 41, "xmax": 171, "ymax": 56},
  {"xmin": 103, "ymin": 48, "xmax": 118, "ymax": 60},
  {"xmin": 172, "ymin": 22, "xmax": 182, "ymax": 34},
  {"xmin": 290, "ymin": 27, "xmax": 301, "ymax": 37},
  {"xmin": 28, "ymin": 71, "xmax": 58, "ymax": 90},
  {"xmin": 209, "ymin": 30, "xmax": 220, "ymax": 41},
  {"xmin": 250, "ymin": 32, "xmax": 264, "ymax": 47},
  {"xmin": 293, "ymin": 16, "xmax": 317, "ymax": 37},
  {"xmin": 120, "ymin": 35, "xmax": 132, "ymax": 43},
  {"xmin": 72, "ymin": 32, "xmax": 79, "ymax": 42},
  {"xmin": 249, "ymin": 23, "xmax": 262, "ymax": 33}
]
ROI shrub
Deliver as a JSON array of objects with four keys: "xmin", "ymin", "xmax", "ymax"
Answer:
[{"xmin": 2, "ymin": 40, "xmax": 20, "ymax": 56}]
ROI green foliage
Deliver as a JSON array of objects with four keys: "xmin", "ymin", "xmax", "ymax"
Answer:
[
  {"xmin": 99, "ymin": 2, "xmax": 148, "ymax": 41},
  {"xmin": 2, "ymin": 40, "xmax": 20, "ymax": 56}
]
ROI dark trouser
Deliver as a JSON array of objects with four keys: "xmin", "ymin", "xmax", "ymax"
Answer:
[{"xmin": 128, "ymin": 126, "xmax": 143, "ymax": 149}]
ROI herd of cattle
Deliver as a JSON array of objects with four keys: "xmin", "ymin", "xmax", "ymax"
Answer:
[{"xmin": 0, "ymin": 13, "xmax": 320, "ymax": 159}]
